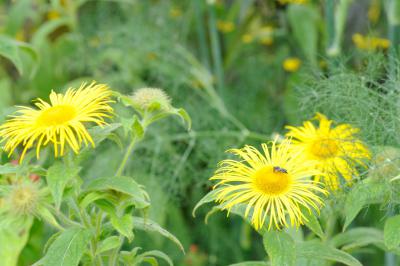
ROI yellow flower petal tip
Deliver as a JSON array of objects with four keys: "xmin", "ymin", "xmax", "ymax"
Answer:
[
  {"xmin": 0, "ymin": 82, "xmax": 114, "ymax": 162},
  {"xmin": 286, "ymin": 113, "xmax": 370, "ymax": 190},
  {"xmin": 210, "ymin": 138, "xmax": 327, "ymax": 231}
]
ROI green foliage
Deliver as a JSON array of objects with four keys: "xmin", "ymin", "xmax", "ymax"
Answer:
[
  {"xmin": 263, "ymin": 231, "xmax": 295, "ymax": 266},
  {"xmin": 0, "ymin": 0, "xmax": 399, "ymax": 265}
]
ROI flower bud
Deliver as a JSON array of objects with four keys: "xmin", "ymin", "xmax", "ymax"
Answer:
[
  {"xmin": 7, "ymin": 183, "xmax": 40, "ymax": 216},
  {"xmin": 131, "ymin": 88, "xmax": 172, "ymax": 112}
]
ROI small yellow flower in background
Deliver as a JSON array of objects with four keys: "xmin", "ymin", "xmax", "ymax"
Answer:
[
  {"xmin": 283, "ymin": 57, "xmax": 301, "ymax": 72},
  {"xmin": 170, "ymin": 7, "xmax": 182, "ymax": 18},
  {"xmin": 257, "ymin": 26, "xmax": 274, "ymax": 46},
  {"xmin": 0, "ymin": 82, "xmax": 113, "ymax": 161},
  {"xmin": 286, "ymin": 113, "xmax": 370, "ymax": 189},
  {"xmin": 210, "ymin": 139, "xmax": 327, "ymax": 230},
  {"xmin": 146, "ymin": 52, "xmax": 158, "ymax": 61},
  {"xmin": 278, "ymin": 0, "xmax": 308, "ymax": 4},
  {"xmin": 352, "ymin": 33, "xmax": 390, "ymax": 51},
  {"xmin": 368, "ymin": 0, "xmax": 381, "ymax": 24},
  {"xmin": 47, "ymin": 10, "xmax": 61, "ymax": 20},
  {"xmin": 15, "ymin": 30, "xmax": 25, "ymax": 42},
  {"xmin": 241, "ymin": 34, "xmax": 254, "ymax": 44},
  {"xmin": 217, "ymin": 20, "xmax": 235, "ymax": 33}
]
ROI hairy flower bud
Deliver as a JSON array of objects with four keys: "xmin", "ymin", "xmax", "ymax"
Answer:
[
  {"xmin": 131, "ymin": 88, "xmax": 172, "ymax": 112},
  {"xmin": 7, "ymin": 183, "xmax": 40, "ymax": 216}
]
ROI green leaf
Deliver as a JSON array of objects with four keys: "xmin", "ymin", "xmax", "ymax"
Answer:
[
  {"xmin": 84, "ymin": 176, "xmax": 149, "ymax": 209},
  {"xmin": 97, "ymin": 236, "xmax": 120, "ymax": 255},
  {"xmin": 263, "ymin": 231, "xmax": 295, "ymax": 266},
  {"xmin": 331, "ymin": 227, "xmax": 384, "ymax": 251},
  {"xmin": 0, "ymin": 218, "xmax": 33, "ymax": 266},
  {"xmin": 302, "ymin": 208, "xmax": 324, "ymax": 239},
  {"xmin": 110, "ymin": 214, "xmax": 134, "ymax": 242},
  {"xmin": 296, "ymin": 242, "xmax": 362, "ymax": 266},
  {"xmin": 0, "ymin": 163, "xmax": 20, "ymax": 175},
  {"xmin": 87, "ymin": 123, "xmax": 122, "ymax": 145},
  {"xmin": 230, "ymin": 262, "xmax": 269, "ymax": 266},
  {"xmin": 287, "ymin": 5, "xmax": 319, "ymax": 65},
  {"xmin": 47, "ymin": 162, "xmax": 80, "ymax": 209},
  {"xmin": 132, "ymin": 116, "xmax": 144, "ymax": 139},
  {"xmin": 79, "ymin": 191, "xmax": 110, "ymax": 210},
  {"xmin": 140, "ymin": 250, "xmax": 173, "ymax": 266},
  {"xmin": 39, "ymin": 227, "xmax": 91, "ymax": 266},
  {"xmin": 192, "ymin": 188, "xmax": 222, "ymax": 217},
  {"xmin": 173, "ymin": 108, "xmax": 192, "ymax": 130},
  {"xmin": 133, "ymin": 217, "xmax": 184, "ymax": 253},
  {"xmin": 36, "ymin": 205, "xmax": 62, "ymax": 230},
  {"xmin": 0, "ymin": 34, "xmax": 39, "ymax": 77},
  {"xmin": 384, "ymin": 215, "xmax": 400, "ymax": 250},
  {"xmin": 343, "ymin": 180, "xmax": 389, "ymax": 230}
]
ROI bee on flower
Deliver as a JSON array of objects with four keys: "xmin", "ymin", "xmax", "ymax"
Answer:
[
  {"xmin": 286, "ymin": 113, "xmax": 370, "ymax": 189},
  {"xmin": 210, "ymin": 138, "xmax": 327, "ymax": 230},
  {"xmin": 0, "ymin": 82, "xmax": 114, "ymax": 162}
]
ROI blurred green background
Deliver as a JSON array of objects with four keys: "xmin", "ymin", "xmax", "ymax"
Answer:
[{"xmin": 1, "ymin": 0, "xmax": 399, "ymax": 265}]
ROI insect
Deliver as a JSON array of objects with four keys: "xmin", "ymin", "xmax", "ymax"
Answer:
[{"xmin": 273, "ymin": 166, "xmax": 288, "ymax": 174}]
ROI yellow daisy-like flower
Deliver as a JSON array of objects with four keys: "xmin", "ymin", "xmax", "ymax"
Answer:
[
  {"xmin": 0, "ymin": 82, "xmax": 113, "ymax": 161},
  {"xmin": 211, "ymin": 139, "xmax": 327, "ymax": 230},
  {"xmin": 286, "ymin": 113, "xmax": 370, "ymax": 189}
]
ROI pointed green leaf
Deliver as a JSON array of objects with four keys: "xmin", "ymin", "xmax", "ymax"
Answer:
[
  {"xmin": 297, "ymin": 242, "xmax": 362, "ymax": 266},
  {"xmin": 84, "ymin": 176, "xmax": 149, "ymax": 209},
  {"xmin": 384, "ymin": 215, "xmax": 400, "ymax": 250},
  {"xmin": 133, "ymin": 217, "xmax": 184, "ymax": 253},
  {"xmin": 331, "ymin": 227, "xmax": 384, "ymax": 251},
  {"xmin": 0, "ymin": 218, "xmax": 33, "ymax": 266},
  {"xmin": 40, "ymin": 227, "xmax": 91, "ymax": 266},
  {"xmin": 97, "ymin": 236, "xmax": 120, "ymax": 255},
  {"xmin": 47, "ymin": 162, "xmax": 80, "ymax": 209},
  {"xmin": 302, "ymin": 208, "xmax": 324, "ymax": 239},
  {"xmin": 141, "ymin": 250, "xmax": 173, "ymax": 266},
  {"xmin": 192, "ymin": 188, "xmax": 222, "ymax": 217},
  {"xmin": 344, "ymin": 180, "xmax": 389, "ymax": 230},
  {"xmin": 132, "ymin": 116, "xmax": 144, "ymax": 139},
  {"xmin": 263, "ymin": 231, "xmax": 295, "ymax": 266},
  {"xmin": 174, "ymin": 108, "xmax": 191, "ymax": 130},
  {"xmin": 110, "ymin": 214, "xmax": 134, "ymax": 242}
]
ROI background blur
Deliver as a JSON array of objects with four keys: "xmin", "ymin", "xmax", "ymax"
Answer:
[{"xmin": 0, "ymin": 0, "xmax": 399, "ymax": 265}]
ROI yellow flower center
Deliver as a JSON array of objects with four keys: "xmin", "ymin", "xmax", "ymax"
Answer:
[
  {"xmin": 253, "ymin": 166, "xmax": 291, "ymax": 195},
  {"xmin": 311, "ymin": 138, "xmax": 339, "ymax": 159},
  {"xmin": 37, "ymin": 105, "xmax": 76, "ymax": 126}
]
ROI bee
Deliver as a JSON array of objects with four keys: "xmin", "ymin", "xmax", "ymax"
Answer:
[{"xmin": 273, "ymin": 166, "xmax": 288, "ymax": 174}]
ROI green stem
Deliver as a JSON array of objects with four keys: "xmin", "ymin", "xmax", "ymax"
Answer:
[
  {"xmin": 115, "ymin": 138, "xmax": 137, "ymax": 176},
  {"xmin": 109, "ymin": 235, "xmax": 124, "ymax": 266},
  {"xmin": 193, "ymin": 0, "xmax": 210, "ymax": 68},
  {"xmin": 207, "ymin": 2, "xmax": 225, "ymax": 93}
]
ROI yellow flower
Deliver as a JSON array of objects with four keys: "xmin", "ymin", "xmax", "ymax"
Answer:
[
  {"xmin": 170, "ymin": 7, "xmax": 182, "ymax": 18},
  {"xmin": 216, "ymin": 20, "xmax": 235, "ymax": 33},
  {"xmin": 0, "ymin": 82, "xmax": 113, "ymax": 161},
  {"xmin": 47, "ymin": 10, "xmax": 61, "ymax": 20},
  {"xmin": 241, "ymin": 34, "xmax": 254, "ymax": 44},
  {"xmin": 368, "ymin": 0, "xmax": 381, "ymax": 24},
  {"xmin": 210, "ymin": 139, "xmax": 327, "ymax": 230},
  {"xmin": 257, "ymin": 26, "xmax": 274, "ymax": 46},
  {"xmin": 352, "ymin": 33, "xmax": 390, "ymax": 51},
  {"xmin": 278, "ymin": 0, "xmax": 308, "ymax": 4},
  {"xmin": 286, "ymin": 113, "xmax": 370, "ymax": 189},
  {"xmin": 283, "ymin": 57, "xmax": 301, "ymax": 72}
]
